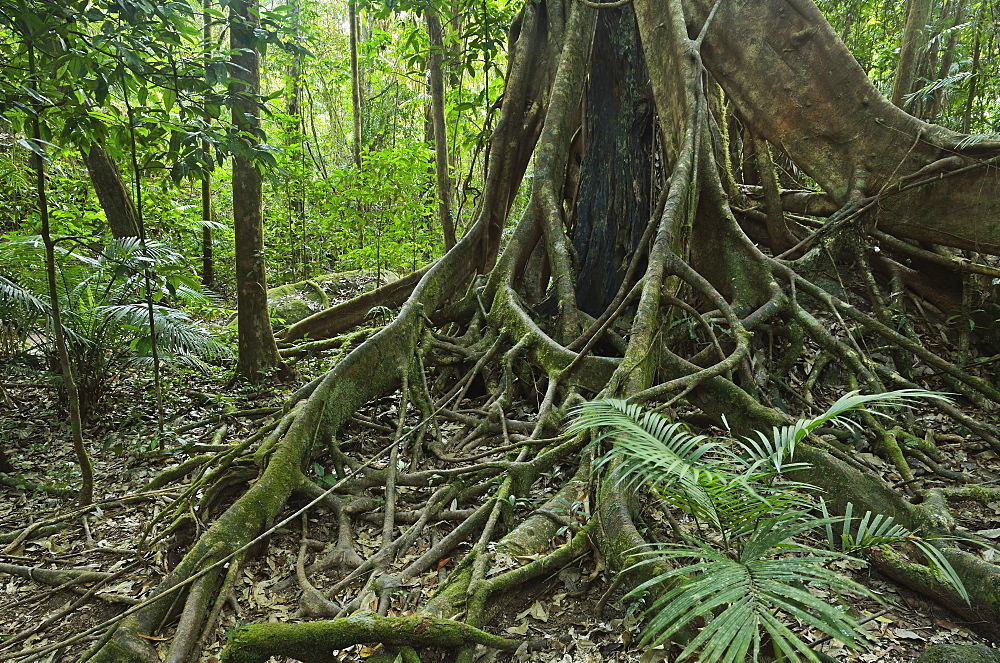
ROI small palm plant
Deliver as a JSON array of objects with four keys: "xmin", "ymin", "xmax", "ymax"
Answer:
[
  {"xmin": 0, "ymin": 237, "xmax": 228, "ymax": 414},
  {"xmin": 568, "ymin": 391, "xmax": 967, "ymax": 663}
]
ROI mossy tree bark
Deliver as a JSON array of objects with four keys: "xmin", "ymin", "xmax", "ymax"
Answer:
[{"xmin": 79, "ymin": 0, "xmax": 1000, "ymax": 661}]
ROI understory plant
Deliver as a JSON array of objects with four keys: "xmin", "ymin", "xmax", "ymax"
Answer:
[
  {"xmin": 569, "ymin": 391, "xmax": 967, "ymax": 663},
  {"xmin": 0, "ymin": 236, "xmax": 228, "ymax": 415}
]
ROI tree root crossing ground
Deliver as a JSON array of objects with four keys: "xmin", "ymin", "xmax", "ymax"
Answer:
[{"xmin": 4, "ymin": 0, "xmax": 1000, "ymax": 661}]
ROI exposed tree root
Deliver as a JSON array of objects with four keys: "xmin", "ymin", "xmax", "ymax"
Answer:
[
  {"xmin": 798, "ymin": 444, "xmax": 1000, "ymax": 640},
  {"xmin": 219, "ymin": 613, "xmax": 531, "ymax": 663},
  {"xmin": 0, "ymin": 562, "xmax": 112, "ymax": 586},
  {"xmin": 7, "ymin": 0, "xmax": 991, "ymax": 661}
]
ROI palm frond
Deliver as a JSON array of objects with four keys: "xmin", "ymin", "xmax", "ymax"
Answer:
[
  {"xmin": 95, "ymin": 303, "xmax": 229, "ymax": 360},
  {"xmin": 954, "ymin": 133, "xmax": 1000, "ymax": 150},
  {"xmin": 0, "ymin": 275, "xmax": 49, "ymax": 315},
  {"xmin": 569, "ymin": 392, "xmax": 959, "ymax": 662},
  {"xmin": 742, "ymin": 390, "xmax": 948, "ymax": 472},
  {"xmin": 625, "ymin": 544, "xmax": 876, "ymax": 663},
  {"xmin": 823, "ymin": 500, "xmax": 969, "ymax": 604},
  {"xmin": 98, "ymin": 237, "xmax": 185, "ymax": 271},
  {"xmin": 570, "ymin": 399, "xmax": 730, "ymax": 525}
]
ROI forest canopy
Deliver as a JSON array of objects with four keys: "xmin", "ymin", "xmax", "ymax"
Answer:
[{"xmin": 2, "ymin": 0, "xmax": 1000, "ymax": 661}]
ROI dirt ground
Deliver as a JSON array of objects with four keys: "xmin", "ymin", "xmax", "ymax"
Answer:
[{"xmin": 1, "ymin": 360, "xmax": 999, "ymax": 662}]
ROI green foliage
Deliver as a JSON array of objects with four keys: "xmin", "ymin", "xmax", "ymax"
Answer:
[
  {"xmin": 310, "ymin": 144, "xmax": 441, "ymax": 275},
  {"xmin": 817, "ymin": 0, "xmax": 1000, "ymax": 132},
  {"xmin": 0, "ymin": 0, "xmax": 515, "ymax": 297},
  {"xmin": 822, "ymin": 500, "xmax": 969, "ymax": 605},
  {"xmin": 568, "ymin": 391, "xmax": 967, "ymax": 663},
  {"xmin": 0, "ymin": 237, "xmax": 229, "ymax": 414}
]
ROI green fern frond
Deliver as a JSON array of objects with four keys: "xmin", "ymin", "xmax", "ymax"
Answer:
[
  {"xmin": 570, "ymin": 399, "xmax": 729, "ymax": 525},
  {"xmin": 95, "ymin": 304, "xmax": 229, "ymax": 360},
  {"xmin": 569, "ymin": 390, "xmax": 955, "ymax": 663},
  {"xmin": 625, "ymin": 542, "xmax": 876, "ymax": 662},
  {"xmin": 742, "ymin": 390, "xmax": 949, "ymax": 473},
  {"xmin": 823, "ymin": 500, "xmax": 969, "ymax": 604},
  {"xmin": 0, "ymin": 275, "xmax": 49, "ymax": 315}
]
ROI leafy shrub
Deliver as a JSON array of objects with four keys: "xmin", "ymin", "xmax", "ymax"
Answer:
[
  {"xmin": 568, "ymin": 391, "xmax": 967, "ymax": 663},
  {"xmin": 0, "ymin": 236, "xmax": 228, "ymax": 415}
]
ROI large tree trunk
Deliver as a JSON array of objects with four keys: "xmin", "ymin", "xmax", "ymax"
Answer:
[
  {"xmin": 683, "ymin": 0, "xmax": 1000, "ymax": 255},
  {"xmin": 571, "ymin": 6, "xmax": 653, "ymax": 316},
  {"xmin": 230, "ymin": 0, "xmax": 280, "ymax": 381}
]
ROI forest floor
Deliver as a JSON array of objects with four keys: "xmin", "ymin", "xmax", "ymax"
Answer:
[
  {"xmin": 2, "ymin": 277, "xmax": 1000, "ymax": 662},
  {"xmin": 1, "ymin": 362, "xmax": 998, "ymax": 662}
]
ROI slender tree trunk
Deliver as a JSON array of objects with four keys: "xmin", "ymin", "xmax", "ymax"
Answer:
[
  {"xmin": 202, "ymin": 0, "xmax": 215, "ymax": 288},
  {"xmin": 201, "ymin": 178, "xmax": 214, "ymax": 287},
  {"xmin": 29, "ymin": 45, "xmax": 93, "ymax": 506},
  {"xmin": 426, "ymin": 7, "xmax": 457, "ymax": 250},
  {"xmin": 891, "ymin": 0, "xmax": 934, "ymax": 109},
  {"xmin": 349, "ymin": 0, "xmax": 362, "ymax": 169},
  {"xmin": 120, "ymin": 88, "xmax": 166, "ymax": 434},
  {"xmin": 84, "ymin": 143, "xmax": 140, "ymax": 239},
  {"xmin": 924, "ymin": 0, "xmax": 967, "ymax": 122},
  {"xmin": 287, "ymin": 0, "xmax": 307, "ymax": 276},
  {"xmin": 230, "ymin": 0, "xmax": 280, "ymax": 382},
  {"xmin": 961, "ymin": 23, "xmax": 981, "ymax": 133}
]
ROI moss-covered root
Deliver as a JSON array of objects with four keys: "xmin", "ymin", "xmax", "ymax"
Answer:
[
  {"xmin": 796, "ymin": 444, "xmax": 1000, "ymax": 641},
  {"xmin": 914, "ymin": 644, "xmax": 1000, "ymax": 663},
  {"xmin": 872, "ymin": 545, "xmax": 1000, "ymax": 642},
  {"xmin": 0, "ymin": 562, "xmax": 110, "ymax": 586},
  {"xmin": 219, "ymin": 612, "xmax": 523, "ymax": 663}
]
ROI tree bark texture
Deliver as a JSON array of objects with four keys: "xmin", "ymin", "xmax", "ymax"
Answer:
[
  {"xmin": 230, "ymin": 0, "xmax": 280, "ymax": 380},
  {"xmin": 680, "ymin": 0, "xmax": 1000, "ymax": 255},
  {"xmin": 85, "ymin": 143, "xmax": 140, "ymax": 239},
  {"xmin": 571, "ymin": 6, "xmax": 653, "ymax": 316},
  {"xmin": 891, "ymin": 0, "xmax": 934, "ymax": 109}
]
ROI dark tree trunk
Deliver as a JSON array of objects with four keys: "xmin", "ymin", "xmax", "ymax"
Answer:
[
  {"xmin": 84, "ymin": 143, "xmax": 140, "ymax": 239},
  {"xmin": 230, "ymin": 0, "xmax": 280, "ymax": 381},
  {"xmin": 571, "ymin": 6, "xmax": 653, "ymax": 316},
  {"xmin": 349, "ymin": 0, "xmax": 363, "ymax": 169},
  {"xmin": 201, "ymin": 176, "xmax": 214, "ymax": 288}
]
